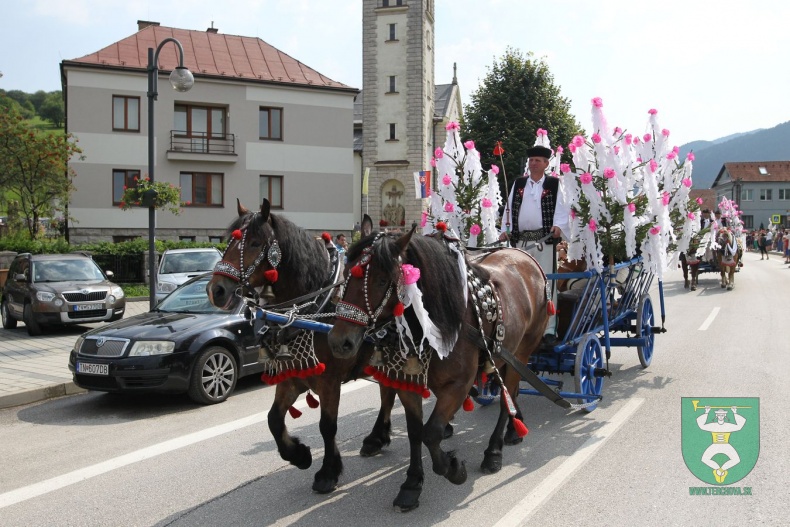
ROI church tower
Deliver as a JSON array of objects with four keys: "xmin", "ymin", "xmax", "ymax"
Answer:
[{"xmin": 362, "ymin": 0, "xmax": 435, "ymax": 230}]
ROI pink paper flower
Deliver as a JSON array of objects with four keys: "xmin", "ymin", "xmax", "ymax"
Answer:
[
  {"xmin": 614, "ymin": 145, "xmax": 620, "ymax": 155},
  {"xmin": 643, "ymin": 133, "xmax": 652, "ymax": 143},
  {"xmin": 570, "ymin": 209, "xmax": 577, "ymax": 219},
  {"xmin": 588, "ymin": 218, "xmax": 597, "ymax": 232},
  {"xmin": 625, "ymin": 134, "xmax": 633, "ymax": 145},
  {"xmin": 442, "ymin": 174, "xmax": 452, "ymax": 185},
  {"xmin": 648, "ymin": 108, "xmax": 658, "ymax": 115},
  {"xmin": 470, "ymin": 224, "xmax": 481, "ymax": 236},
  {"xmin": 573, "ymin": 135, "xmax": 585, "ymax": 147},
  {"xmin": 591, "ymin": 97, "xmax": 603, "ymax": 108},
  {"xmin": 560, "ymin": 163, "xmax": 571, "ymax": 174},
  {"xmin": 401, "ymin": 264, "xmax": 421, "ymax": 285},
  {"xmin": 445, "ymin": 121, "xmax": 460, "ymax": 131},
  {"xmin": 662, "ymin": 192, "xmax": 670, "ymax": 206},
  {"xmin": 687, "ymin": 152, "xmax": 696, "ymax": 161},
  {"xmin": 614, "ymin": 126, "xmax": 623, "ymax": 135},
  {"xmin": 682, "ymin": 178, "xmax": 692, "ymax": 188},
  {"xmin": 661, "ymin": 129, "xmax": 670, "ymax": 137},
  {"xmin": 434, "ymin": 147, "xmax": 444, "ymax": 159},
  {"xmin": 569, "ymin": 144, "xmax": 577, "ymax": 153},
  {"xmin": 580, "ymin": 172, "xmax": 593, "ymax": 184},
  {"xmin": 536, "ymin": 128, "xmax": 548, "ymax": 136},
  {"xmin": 667, "ymin": 152, "xmax": 677, "ymax": 160},
  {"xmin": 696, "ymin": 197, "xmax": 704, "ymax": 205},
  {"xmin": 592, "ymin": 133, "xmax": 602, "ymax": 144},
  {"xmin": 627, "ymin": 202, "xmax": 636, "ymax": 213},
  {"xmin": 555, "ymin": 145, "xmax": 564, "ymax": 155},
  {"xmin": 420, "ymin": 211, "xmax": 428, "ymax": 227},
  {"xmin": 687, "ymin": 212, "xmax": 696, "ymax": 220},
  {"xmin": 482, "ymin": 198, "xmax": 493, "ymax": 208},
  {"xmin": 444, "ymin": 202, "xmax": 454, "ymax": 212},
  {"xmin": 603, "ymin": 168, "xmax": 616, "ymax": 179},
  {"xmin": 649, "ymin": 159, "xmax": 658, "ymax": 173},
  {"xmin": 650, "ymin": 225, "xmax": 661, "ymax": 235},
  {"xmin": 430, "ymin": 158, "xmax": 437, "ymax": 167},
  {"xmin": 464, "ymin": 140, "xmax": 475, "ymax": 150},
  {"xmin": 490, "ymin": 164, "xmax": 499, "ymax": 175},
  {"xmin": 633, "ymin": 136, "xmax": 641, "ymax": 145},
  {"xmin": 672, "ymin": 146, "xmax": 680, "ymax": 154}
]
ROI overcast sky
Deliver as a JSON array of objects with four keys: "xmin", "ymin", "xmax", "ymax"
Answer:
[{"xmin": 3, "ymin": 0, "xmax": 790, "ymax": 147}]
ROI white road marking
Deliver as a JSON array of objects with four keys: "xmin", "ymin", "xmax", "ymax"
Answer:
[
  {"xmin": 698, "ymin": 307, "xmax": 720, "ymax": 331},
  {"xmin": 493, "ymin": 398, "xmax": 645, "ymax": 527},
  {"xmin": 0, "ymin": 380, "xmax": 372, "ymax": 509}
]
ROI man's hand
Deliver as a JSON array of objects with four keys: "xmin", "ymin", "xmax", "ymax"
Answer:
[
  {"xmin": 550, "ymin": 226, "xmax": 562, "ymax": 238},
  {"xmin": 731, "ymin": 406, "xmax": 738, "ymax": 415},
  {"xmin": 705, "ymin": 406, "xmax": 711, "ymax": 414}
]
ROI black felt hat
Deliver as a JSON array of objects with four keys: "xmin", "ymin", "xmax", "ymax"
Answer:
[{"xmin": 526, "ymin": 145, "xmax": 552, "ymax": 159}]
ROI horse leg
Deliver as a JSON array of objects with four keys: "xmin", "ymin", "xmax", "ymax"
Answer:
[
  {"xmin": 690, "ymin": 264, "xmax": 698, "ymax": 291},
  {"xmin": 267, "ymin": 380, "xmax": 312, "ymax": 471},
  {"xmin": 681, "ymin": 257, "xmax": 690, "ymax": 289},
  {"xmin": 360, "ymin": 384, "xmax": 396, "ymax": 457},
  {"xmin": 482, "ymin": 366, "xmax": 523, "ymax": 473},
  {"xmin": 423, "ymin": 389, "xmax": 468, "ymax": 486},
  {"xmin": 727, "ymin": 267, "xmax": 735, "ymax": 290},
  {"xmin": 311, "ymin": 378, "xmax": 344, "ymax": 494},
  {"xmin": 392, "ymin": 390, "xmax": 425, "ymax": 512}
]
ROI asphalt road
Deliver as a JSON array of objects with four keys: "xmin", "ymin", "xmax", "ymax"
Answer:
[{"xmin": 1, "ymin": 251, "xmax": 788, "ymax": 527}]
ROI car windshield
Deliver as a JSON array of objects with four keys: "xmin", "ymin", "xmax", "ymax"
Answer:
[
  {"xmin": 32, "ymin": 259, "xmax": 106, "ymax": 282},
  {"xmin": 156, "ymin": 278, "xmax": 239, "ymax": 313},
  {"xmin": 160, "ymin": 252, "xmax": 221, "ymax": 274}
]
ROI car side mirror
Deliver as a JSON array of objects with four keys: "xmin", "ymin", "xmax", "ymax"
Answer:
[
  {"xmin": 105, "ymin": 270, "xmax": 114, "ymax": 278},
  {"xmin": 14, "ymin": 273, "xmax": 26, "ymax": 282}
]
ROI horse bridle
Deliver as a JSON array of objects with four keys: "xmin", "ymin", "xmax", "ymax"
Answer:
[
  {"xmin": 213, "ymin": 212, "xmax": 282, "ymax": 296},
  {"xmin": 336, "ymin": 233, "xmax": 400, "ymax": 328}
]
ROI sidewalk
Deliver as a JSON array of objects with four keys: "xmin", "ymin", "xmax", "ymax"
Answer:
[{"xmin": 0, "ymin": 299, "xmax": 149, "ymax": 409}]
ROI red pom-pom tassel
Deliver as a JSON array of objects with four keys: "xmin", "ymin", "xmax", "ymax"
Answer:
[
  {"xmin": 435, "ymin": 221, "xmax": 448, "ymax": 232},
  {"xmin": 315, "ymin": 363, "xmax": 326, "ymax": 374},
  {"xmin": 463, "ymin": 396, "xmax": 475, "ymax": 412},
  {"xmin": 392, "ymin": 302, "xmax": 405, "ymax": 317},
  {"xmin": 512, "ymin": 417, "xmax": 529, "ymax": 437},
  {"xmin": 547, "ymin": 300, "xmax": 556, "ymax": 316},
  {"xmin": 288, "ymin": 406, "xmax": 302, "ymax": 419},
  {"xmin": 363, "ymin": 365, "xmax": 376, "ymax": 376},
  {"xmin": 321, "ymin": 232, "xmax": 332, "ymax": 242},
  {"xmin": 481, "ymin": 371, "xmax": 488, "ymax": 384},
  {"xmin": 232, "ymin": 229, "xmax": 243, "ymax": 240},
  {"xmin": 306, "ymin": 392, "xmax": 320, "ymax": 408},
  {"xmin": 264, "ymin": 269, "xmax": 279, "ymax": 283},
  {"xmin": 421, "ymin": 388, "xmax": 431, "ymax": 399},
  {"xmin": 350, "ymin": 265, "xmax": 364, "ymax": 278}
]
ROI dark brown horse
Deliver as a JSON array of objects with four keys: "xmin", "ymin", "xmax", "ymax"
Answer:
[
  {"xmin": 207, "ymin": 199, "xmax": 391, "ymax": 494},
  {"xmin": 328, "ymin": 227, "xmax": 549, "ymax": 510}
]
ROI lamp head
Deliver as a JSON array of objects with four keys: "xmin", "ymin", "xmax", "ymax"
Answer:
[{"xmin": 169, "ymin": 67, "xmax": 194, "ymax": 92}]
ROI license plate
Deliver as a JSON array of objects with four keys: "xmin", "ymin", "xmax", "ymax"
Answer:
[
  {"xmin": 74, "ymin": 303, "xmax": 103, "ymax": 311},
  {"xmin": 77, "ymin": 362, "xmax": 109, "ymax": 375}
]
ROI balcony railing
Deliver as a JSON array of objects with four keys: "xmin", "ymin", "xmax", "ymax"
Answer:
[{"xmin": 169, "ymin": 131, "xmax": 235, "ymax": 155}]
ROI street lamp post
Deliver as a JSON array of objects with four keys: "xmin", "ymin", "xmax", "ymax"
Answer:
[{"xmin": 147, "ymin": 38, "xmax": 194, "ymax": 310}]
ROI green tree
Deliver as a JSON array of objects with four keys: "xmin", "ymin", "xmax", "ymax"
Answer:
[
  {"xmin": 463, "ymin": 47, "xmax": 584, "ymax": 197},
  {"xmin": 1, "ymin": 89, "xmax": 35, "ymax": 119},
  {"xmin": 30, "ymin": 90, "xmax": 49, "ymax": 113},
  {"xmin": 39, "ymin": 92, "xmax": 65, "ymax": 128},
  {"xmin": 0, "ymin": 102, "xmax": 82, "ymax": 239}
]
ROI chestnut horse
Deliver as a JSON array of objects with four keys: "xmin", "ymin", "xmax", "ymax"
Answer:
[
  {"xmin": 207, "ymin": 199, "xmax": 393, "ymax": 494},
  {"xmin": 716, "ymin": 228, "xmax": 741, "ymax": 290},
  {"xmin": 328, "ymin": 228, "xmax": 549, "ymax": 511}
]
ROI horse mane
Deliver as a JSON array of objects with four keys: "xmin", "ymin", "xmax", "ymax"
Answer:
[
  {"xmin": 348, "ymin": 232, "xmax": 467, "ymax": 343},
  {"xmin": 226, "ymin": 211, "xmax": 329, "ymax": 294}
]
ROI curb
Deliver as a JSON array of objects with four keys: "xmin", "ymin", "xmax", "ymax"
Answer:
[{"xmin": 0, "ymin": 381, "xmax": 86, "ymax": 410}]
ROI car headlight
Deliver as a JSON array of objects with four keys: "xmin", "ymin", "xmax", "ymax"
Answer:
[
  {"xmin": 128, "ymin": 341, "xmax": 176, "ymax": 356},
  {"xmin": 111, "ymin": 286, "xmax": 125, "ymax": 298},
  {"xmin": 36, "ymin": 291, "xmax": 56, "ymax": 302},
  {"xmin": 156, "ymin": 281, "xmax": 178, "ymax": 294}
]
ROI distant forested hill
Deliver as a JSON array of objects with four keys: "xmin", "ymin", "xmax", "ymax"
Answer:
[{"xmin": 679, "ymin": 122, "xmax": 790, "ymax": 188}]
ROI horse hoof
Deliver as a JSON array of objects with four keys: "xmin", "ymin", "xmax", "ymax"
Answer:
[
  {"xmin": 360, "ymin": 436, "xmax": 390, "ymax": 457},
  {"xmin": 504, "ymin": 428, "xmax": 523, "ymax": 445},
  {"xmin": 393, "ymin": 478, "xmax": 423, "ymax": 512},
  {"xmin": 684, "ymin": 281, "xmax": 689, "ymax": 289},
  {"xmin": 312, "ymin": 478, "xmax": 338, "ymax": 494},
  {"xmin": 690, "ymin": 285, "xmax": 696, "ymax": 291},
  {"xmin": 446, "ymin": 457, "xmax": 467, "ymax": 485},
  {"xmin": 443, "ymin": 423, "xmax": 454, "ymax": 439},
  {"xmin": 481, "ymin": 450, "xmax": 503, "ymax": 474}
]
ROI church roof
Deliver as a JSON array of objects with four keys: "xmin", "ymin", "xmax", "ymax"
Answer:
[{"xmin": 62, "ymin": 21, "xmax": 354, "ymax": 91}]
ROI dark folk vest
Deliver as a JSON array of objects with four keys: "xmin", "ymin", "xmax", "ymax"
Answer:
[{"xmin": 510, "ymin": 176, "xmax": 560, "ymax": 240}]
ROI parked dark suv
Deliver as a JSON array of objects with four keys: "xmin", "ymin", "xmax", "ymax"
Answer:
[{"xmin": 1, "ymin": 253, "xmax": 126, "ymax": 336}]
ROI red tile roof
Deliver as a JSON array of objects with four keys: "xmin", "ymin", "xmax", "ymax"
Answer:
[
  {"xmin": 714, "ymin": 161, "xmax": 790, "ymax": 185},
  {"xmin": 63, "ymin": 22, "xmax": 353, "ymax": 91}
]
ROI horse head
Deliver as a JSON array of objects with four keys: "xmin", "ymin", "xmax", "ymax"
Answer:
[
  {"xmin": 208, "ymin": 198, "xmax": 330, "ymax": 310},
  {"xmin": 329, "ymin": 228, "xmax": 414, "ymax": 359}
]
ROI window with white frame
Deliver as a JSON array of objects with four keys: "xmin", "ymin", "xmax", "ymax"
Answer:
[
  {"xmin": 760, "ymin": 189, "xmax": 772, "ymax": 201},
  {"xmin": 740, "ymin": 189, "xmax": 753, "ymax": 201},
  {"xmin": 779, "ymin": 188, "xmax": 790, "ymax": 200}
]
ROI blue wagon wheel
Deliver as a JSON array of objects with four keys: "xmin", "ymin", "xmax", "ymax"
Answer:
[
  {"xmin": 636, "ymin": 294, "xmax": 655, "ymax": 368},
  {"xmin": 574, "ymin": 333, "xmax": 604, "ymax": 412}
]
